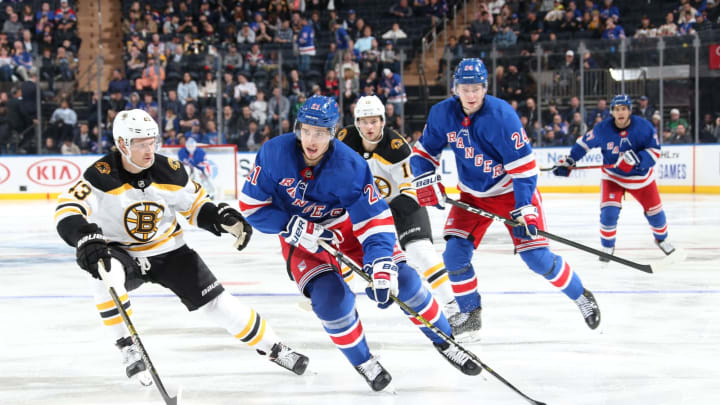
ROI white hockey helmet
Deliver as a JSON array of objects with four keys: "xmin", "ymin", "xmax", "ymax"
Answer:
[
  {"xmin": 113, "ymin": 109, "xmax": 160, "ymax": 169},
  {"xmin": 185, "ymin": 137, "xmax": 197, "ymax": 154},
  {"xmin": 354, "ymin": 95, "xmax": 385, "ymax": 143}
]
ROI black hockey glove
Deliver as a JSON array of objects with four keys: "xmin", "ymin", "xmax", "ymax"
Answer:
[
  {"xmin": 75, "ymin": 223, "xmax": 111, "ymax": 279},
  {"xmin": 217, "ymin": 203, "xmax": 253, "ymax": 251}
]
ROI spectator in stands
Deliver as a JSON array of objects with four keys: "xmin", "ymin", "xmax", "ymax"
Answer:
[
  {"xmin": 125, "ymin": 45, "xmax": 146, "ymax": 82},
  {"xmin": 55, "ymin": 46, "xmax": 77, "ymax": 81},
  {"xmin": 634, "ymin": 15, "xmax": 657, "ymax": 38},
  {"xmin": 73, "ymin": 123, "xmax": 94, "ymax": 154},
  {"xmin": 224, "ymin": 43, "xmax": 244, "ymax": 72},
  {"xmin": 525, "ymin": 11, "xmax": 544, "ymax": 34},
  {"xmin": 380, "ymin": 40, "xmax": 400, "ymax": 74},
  {"xmin": 245, "ymin": 120, "xmax": 265, "ymax": 151},
  {"xmin": 563, "ymin": 96, "xmax": 582, "ymax": 123},
  {"xmin": 139, "ymin": 92, "xmax": 158, "ymax": 114},
  {"xmin": 0, "ymin": 46, "xmax": 12, "ymax": 82},
  {"xmin": 237, "ymin": 22, "xmax": 256, "ymax": 44},
  {"xmin": 125, "ymin": 91, "xmax": 141, "ymax": 110},
  {"xmin": 12, "ymin": 40, "xmax": 32, "ymax": 81},
  {"xmin": 177, "ymin": 71, "xmax": 198, "ymax": 105},
  {"xmin": 502, "ymin": 64, "xmax": 525, "ymax": 102},
  {"xmin": 204, "ymin": 120, "xmax": 219, "ymax": 144},
  {"xmin": 586, "ymin": 98, "xmax": 609, "ymax": 127},
  {"xmin": 3, "ymin": 12, "xmax": 23, "ymax": 39},
  {"xmin": 36, "ymin": 2, "xmax": 54, "ymax": 23},
  {"xmin": 268, "ymin": 87, "xmax": 290, "ymax": 130},
  {"xmin": 636, "ymin": 96, "xmax": 656, "ymax": 121},
  {"xmin": 427, "ymin": 0, "xmax": 449, "ymax": 27},
  {"xmin": 568, "ymin": 111, "xmax": 587, "ymax": 139},
  {"xmin": 353, "ymin": 18, "xmax": 366, "ymax": 42},
  {"xmin": 542, "ymin": 129, "xmax": 565, "ymax": 146},
  {"xmin": 179, "ymin": 103, "xmax": 200, "ymax": 133},
  {"xmin": 550, "ymin": 113, "xmax": 569, "ymax": 139},
  {"xmin": 678, "ymin": 10, "xmax": 696, "ymax": 34},
  {"xmin": 471, "ymin": 10, "xmax": 493, "ymax": 44},
  {"xmin": 287, "ymin": 69, "xmax": 306, "ymax": 104},
  {"xmin": 60, "ymin": 136, "xmax": 80, "ymax": 155},
  {"xmin": 108, "ymin": 69, "xmax": 131, "ymax": 97},
  {"xmin": 55, "ymin": 9, "xmax": 78, "ymax": 45},
  {"xmin": 668, "ymin": 108, "xmax": 690, "ymax": 131},
  {"xmin": 136, "ymin": 57, "xmax": 164, "ymax": 91},
  {"xmin": 694, "ymin": 12, "xmax": 714, "ymax": 32},
  {"xmin": 334, "ymin": 21, "xmax": 351, "ymax": 51},
  {"xmin": 234, "ymin": 72, "xmax": 258, "ymax": 105},
  {"xmin": 297, "ymin": 15, "xmax": 316, "ymax": 73},
  {"xmin": 198, "ymin": 70, "xmax": 218, "ymax": 106},
  {"xmin": 672, "ymin": 123, "xmax": 692, "ymax": 143},
  {"xmin": 221, "ymin": 105, "xmax": 240, "ymax": 144},
  {"xmin": 599, "ymin": 0, "xmax": 620, "ymax": 21},
  {"xmin": 382, "ymin": 22, "xmax": 408, "ymax": 41},
  {"xmin": 391, "ymin": 0, "xmax": 414, "ymax": 18},
  {"xmin": 274, "ymin": 19, "xmax": 293, "ymax": 44},
  {"xmin": 355, "ymin": 26, "xmax": 375, "ymax": 53},
  {"xmin": 658, "ymin": 12, "xmax": 679, "ymax": 36},
  {"xmin": 41, "ymin": 136, "xmax": 59, "ymax": 154},
  {"xmin": 602, "ymin": 18, "xmax": 625, "ymax": 39},
  {"xmin": 162, "ymin": 107, "xmax": 180, "ymax": 135},
  {"xmin": 700, "ymin": 113, "xmax": 717, "ymax": 142},
  {"xmin": 519, "ymin": 97, "xmax": 538, "ymax": 125},
  {"xmin": 250, "ymin": 90, "xmax": 268, "ymax": 125},
  {"xmin": 324, "ymin": 69, "xmax": 339, "ymax": 97},
  {"xmin": 384, "ymin": 102, "xmax": 401, "ymax": 133},
  {"xmin": 244, "ymin": 43, "xmax": 265, "ymax": 75},
  {"xmin": 438, "ymin": 35, "xmax": 463, "ymax": 80},
  {"xmin": 49, "ymin": 99, "xmax": 77, "ymax": 143},
  {"xmin": 380, "ymin": 68, "xmax": 406, "ymax": 115},
  {"xmin": 185, "ymin": 121, "xmax": 204, "ymax": 143}
]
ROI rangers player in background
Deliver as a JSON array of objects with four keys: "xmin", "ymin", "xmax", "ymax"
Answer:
[
  {"xmin": 239, "ymin": 95, "xmax": 481, "ymax": 392},
  {"xmin": 178, "ymin": 137, "xmax": 220, "ymax": 199},
  {"xmin": 411, "ymin": 59, "xmax": 601, "ymax": 342},
  {"xmin": 337, "ymin": 95, "xmax": 460, "ymax": 320},
  {"xmin": 553, "ymin": 94, "xmax": 676, "ymax": 259},
  {"xmin": 55, "ymin": 109, "xmax": 308, "ymax": 387}
]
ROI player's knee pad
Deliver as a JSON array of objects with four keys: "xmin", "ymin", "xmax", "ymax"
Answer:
[
  {"xmin": 306, "ymin": 271, "xmax": 355, "ymax": 321},
  {"xmin": 519, "ymin": 247, "xmax": 558, "ymax": 277},
  {"xmin": 443, "ymin": 237, "xmax": 474, "ymax": 271},
  {"xmin": 600, "ymin": 205, "xmax": 621, "ymax": 227},
  {"xmin": 107, "ymin": 246, "xmax": 144, "ymax": 291}
]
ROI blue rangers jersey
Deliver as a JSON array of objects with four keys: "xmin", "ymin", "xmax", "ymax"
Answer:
[
  {"xmin": 239, "ymin": 133, "xmax": 395, "ymax": 265},
  {"xmin": 178, "ymin": 147, "xmax": 211, "ymax": 175},
  {"xmin": 411, "ymin": 95, "xmax": 538, "ymax": 208},
  {"xmin": 569, "ymin": 116, "xmax": 661, "ymax": 189}
]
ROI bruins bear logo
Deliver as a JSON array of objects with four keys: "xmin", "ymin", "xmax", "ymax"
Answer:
[
  {"xmin": 124, "ymin": 202, "xmax": 165, "ymax": 242},
  {"xmin": 373, "ymin": 176, "xmax": 391, "ymax": 199},
  {"xmin": 390, "ymin": 139, "xmax": 405, "ymax": 150},
  {"xmin": 168, "ymin": 157, "xmax": 181, "ymax": 171},
  {"xmin": 95, "ymin": 161, "xmax": 111, "ymax": 175},
  {"xmin": 336, "ymin": 128, "xmax": 348, "ymax": 141}
]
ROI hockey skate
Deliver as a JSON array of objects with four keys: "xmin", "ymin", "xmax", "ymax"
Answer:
[
  {"xmin": 598, "ymin": 246, "xmax": 614, "ymax": 263},
  {"xmin": 655, "ymin": 239, "xmax": 676, "ymax": 256},
  {"xmin": 116, "ymin": 336, "xmax": 152, "ymax": 386},
  {"xmin": 354, "ymin": 356, "xmax": 392, "ymax": 391},
  {"xmin": 434, "ymin": 341, "xmax": 482, "ymax": 375},
  {"xmin": 575, "ymin": 289, "xmax": 601, "ymax": 330},
  {"xmin": 443, "ymin": 299, "xmax": 461, "ymax": 320},
  {"xmin": 448, "ymin": 307, "xmax": 482, "ymax": 342},
  {"xmin": 267, "ymin": 342, "xmax": 309, "ymax": 375}
]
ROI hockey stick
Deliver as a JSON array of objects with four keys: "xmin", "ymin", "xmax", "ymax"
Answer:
[
  {"xmin": 539, "ymin": 164, "xmax": 614, "ymax": 172},
  {"xmin": 317, "ymin": 240, "xmax": 546, "ymax": 405},
  {"xmin": 444, "ymin": 197, "xmax": 654, "ymax": 273},
  {"xmin": 98, "ymin": 261, "xmax": 181, "ymax": 405}
]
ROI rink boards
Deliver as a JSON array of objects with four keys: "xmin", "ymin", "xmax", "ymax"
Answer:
[{"xmin": 1, "ymin": 144, "xmax": 719, "ymax": 199}]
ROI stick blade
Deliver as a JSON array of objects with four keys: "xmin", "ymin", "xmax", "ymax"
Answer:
[{"xmin": 163, "ymin": 387, "xmax": 181, "ymax": 405}]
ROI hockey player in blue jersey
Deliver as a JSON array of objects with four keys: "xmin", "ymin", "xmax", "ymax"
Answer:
[
  {"xmin": 238, "ymin": 95, "xmax": 481, "ymax": 392},
  {"xmin": 411, "ymin": 59, "xmax": 601, "ymax": 341},
  {"xmin": 553, "ymin": 94, "xmax": 676, "ymax": 259},
  {"xmin": 178, "ymin": 138, "xmax": 211, "ymax": 176}
]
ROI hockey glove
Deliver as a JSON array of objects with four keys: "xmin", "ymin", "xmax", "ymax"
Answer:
[
  {"xmin": 280, "ymin": 215, "xmax": 338, "ymax": 253},
  {"xmin": 616, "ymin": 150, "xmax": 639, "ymax": 173},
  {"xmin": 510, "ymin": 205, "xmax": 540, "ymax": 240},
  {"xmin": 552, "ymin": 156, "xmax": 576, "ymax": 177},
  {"xmin": 364, "ymin": 258, "xmax": 399, "ymax": 309},
  {"xmin": 217, "ymin": 203, "xmax": 253, "ymax": 251},
  {"xmin": 75, "ymin": 223, "xmax": 111, "ymax": 279},
  {"xmin": 412, "ymin": 172, "xmax": 446, "ymax": 209}
]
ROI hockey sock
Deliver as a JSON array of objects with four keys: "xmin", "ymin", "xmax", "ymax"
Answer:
[
  {"xmin": 405, "ymin": 239, "xmax": 455, "ymax": 308},
  {"xmin": 307, "ymin": 272, "xmax": 370, "ymax": 367},
  {"xmin": 396, "ymin": 262, "xmax": 451, "ymax": 344},
  {"xmin": 90, "ymin": 278, "xmax": 131, "ymax": 341},
  {"xmin": 520, "ymin": 248, "xmax": 584, "ymax": 300},
  {"xmin": 600, "ymin": 205, "xmax": 621, "ymax": 248},
  {"xmin": 645, "ymin": 210, "xmax": 668, "ymax": 241},
  {"xmin": 443, "ymin": 237, "xmax": 481, "ymax": 312},
  {"xmin": 198, "ymin": 291, "xmax": 281, "ymax": 354}
]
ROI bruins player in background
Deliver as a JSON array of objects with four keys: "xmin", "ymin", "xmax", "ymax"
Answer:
[
  {"xmin": 55, "ymin": 109, "xmax": 308, "ymax": 386},
  {"xmin": 338, "ymin": 96, "xmax": 462, "ymax": 330}
]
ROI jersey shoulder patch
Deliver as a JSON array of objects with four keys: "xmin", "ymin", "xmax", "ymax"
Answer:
[
  {"xmin": 337, "ymin": 126, "xmax": 364, "ymax": 153},
  {"xmin": 374, "ymin": 129, "xmax": 411, "ymax": 164},
  {"xmin": 150, "ymin": 153, "xmax": 189, "ymax": 186},
  {"xmin": 83, "ymin": 152, "xmax": 125, "ymax": 192}
]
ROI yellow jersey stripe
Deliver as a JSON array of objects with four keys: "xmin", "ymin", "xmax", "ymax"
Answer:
[
  {"xmin": 371, "ymin": 153, "xmax": 392, "ymax": 166},
  {"xmin": 179, "ymin": 188, "xmax": 208, "ymax": 217},
  {"xmin": 151, "ymin": 183, "xmax": 184, "ymax": 192},
  {"xmin": 234, "ymin": 310, "xmax": 257, "ymax": 339},
  {"xmin": 102, "ymin": 309, "xmax": 132, "ymax": 326},
  {"xmin": 430, "ymin": 274, "xmax": 450, "ymax": 289},
  {"xmin": 423, "ymin": 263, "xmax": 445, "ymax": 278},
  {"xmin": 126, "ymin": 227, "xmax": 182, "ymax": 252},
  {"xmin": 247, "ymin": 319, "xmax": 267, "ymax": 346},
  {"xmin": 96, "ymin": 294, "xmax": 129, "ymax": 311},
  {"xmin": 106, "ymin": 184, "xmax": 135, "ymax": 195},
  {"xmin": 187, "ymin": 197, "xmax": 211, "ymax": 226},
  {"xmin": 54, "ymin": 207, "xmax": 84, "ymax": 221}
]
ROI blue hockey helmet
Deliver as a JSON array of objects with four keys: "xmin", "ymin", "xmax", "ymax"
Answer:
[
  {"xmin": 610, "ymin": 94, "xmax": 632, "ymax": 110},
  {"xmin": 295, "ymin": 95, "xmax": 340, "ymax": 137},
  {"xmin": 453, "ymin": 58, "xmax": 488, "ymax": 86}
]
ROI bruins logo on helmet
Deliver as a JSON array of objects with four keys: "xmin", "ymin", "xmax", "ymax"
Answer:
[
  {"xmin": 336, "ymin": 128, "xmax": 348, "ymax": 141},
  {"xmin": 124, "ymin": 202, "xmax": 165, "ymax": 242},
  {"xmin": 168, "ymin": 157, "xmax": 181, "ymax": 171},
  {"xmin": 373, "ymin": 176, "xmax": 391, "ymax": 199},
  {"xmin": 391, "ymin": 139, "xmax": 405, "ymax": 150},
  {"xmin": 95, "ymin": 161, "xmax": 111, "ymax": 174}
]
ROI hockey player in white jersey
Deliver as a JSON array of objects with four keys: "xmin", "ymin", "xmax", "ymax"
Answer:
[
  {"xmin": 337, "ymin": 95, "xmax": 460, "ymax": 319},
  {"xmin": 411, "ymin": 59, "xmax": 601, "ymax": 341},
  {"xmin": 55, "ymin": 109, "xmax": 308, "ymax": 386}
]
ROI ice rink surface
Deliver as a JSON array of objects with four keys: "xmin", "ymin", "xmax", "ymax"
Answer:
[{"xmin": 1, "ymin": 193, "xmax": 719, "ymax": 405}]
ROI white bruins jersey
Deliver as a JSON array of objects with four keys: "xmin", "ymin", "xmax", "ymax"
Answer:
[
  {"xmin": 337, "ymin": 126, "xmax": 416, "ymax": 204},
  {"xmin": 55, "ymin": 152, "xmax": 211, "ymax": 258}
]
